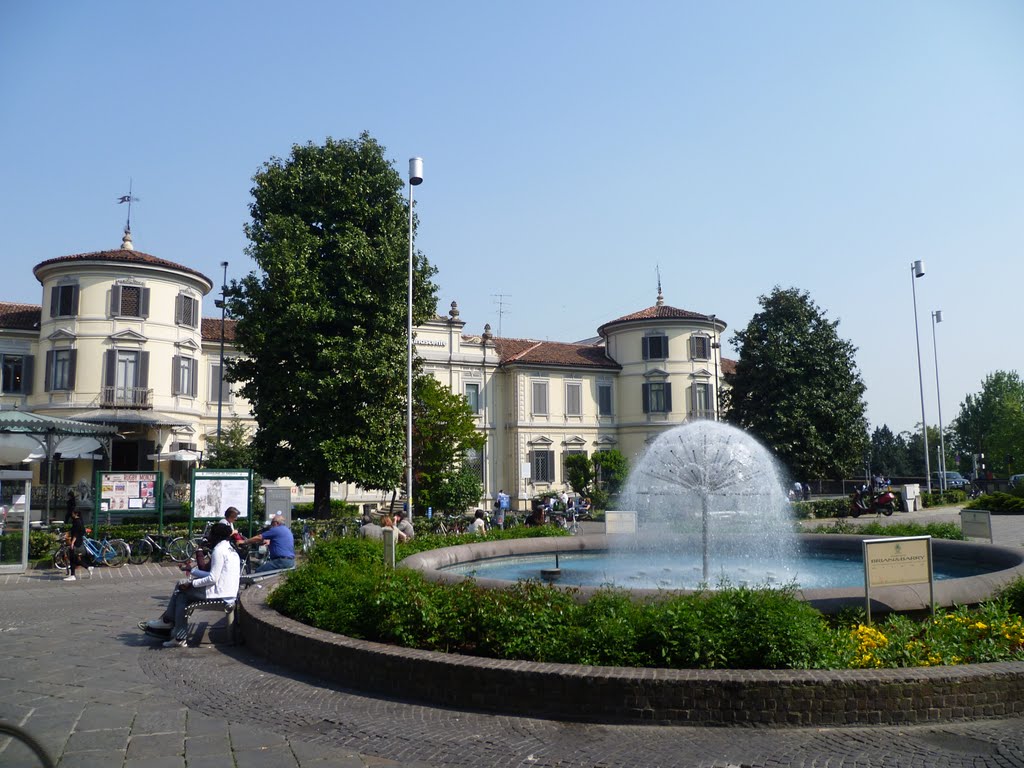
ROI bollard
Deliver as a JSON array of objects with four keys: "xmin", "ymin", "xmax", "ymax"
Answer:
[{"xmin": 382, "ymin": 527, "xmax": 396, "ymax": 569}]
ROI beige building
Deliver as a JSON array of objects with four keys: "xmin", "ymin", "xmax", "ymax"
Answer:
[{"xmin": 1, "ymin": 234, "xmax": 733, "ymax": 512}]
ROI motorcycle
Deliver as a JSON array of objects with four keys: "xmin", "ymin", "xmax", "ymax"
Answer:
[{"xmin": 849, "ymin": 486, "xmax": 897, "ymax": 517}]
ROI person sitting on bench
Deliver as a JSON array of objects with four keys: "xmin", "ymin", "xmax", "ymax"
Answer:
[
  {"xmin": 243, "ymin": 513, "xmax": 295, "ymax": 573},
  {"xmin": 143, "ymin": 522, "xmax": 240, "ymax": 647}
]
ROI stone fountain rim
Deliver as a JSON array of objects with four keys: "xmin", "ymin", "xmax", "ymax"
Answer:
[{"xmin": 398, "ymin": 533, "xmax": 1024, "ymax": 614}]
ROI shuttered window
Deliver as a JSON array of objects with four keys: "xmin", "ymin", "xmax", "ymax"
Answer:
[{"xmin": 642, "ymin": 382, "xmax": 672, "ymax": 414}]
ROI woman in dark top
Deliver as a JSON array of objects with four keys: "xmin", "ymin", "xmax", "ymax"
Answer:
[{"xmin": 64, "ymin": 508, "xmax": 91, "ymax": 582}]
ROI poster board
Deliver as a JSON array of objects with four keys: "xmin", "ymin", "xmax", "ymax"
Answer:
[
  {"xmin": 960, "ymin": 510, "xmax": 993, "ymax": 543},
  {"xmin": 605, "ymin": 511, "xmax": 638, "ymax": 535},
  {"xmin": 191, "ymin": 469, "xmax": 253, "ymax": 522}
]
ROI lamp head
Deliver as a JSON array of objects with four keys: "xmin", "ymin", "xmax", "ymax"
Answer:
[
  {"xmin": 409, "ymin": 157, "xmax": 423, "ymax": 186},
  {"xmin": 912, "ymin": 260, "xmax": 925, "ymax": 278},
  {"xmin": 934, "ymin": 310, "xmax": 943, "ymax": 323}
]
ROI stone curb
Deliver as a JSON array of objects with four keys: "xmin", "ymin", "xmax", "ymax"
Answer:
[{"xmin": 238, "ymin": 581, "xmax": 1024, "ymax": 727}]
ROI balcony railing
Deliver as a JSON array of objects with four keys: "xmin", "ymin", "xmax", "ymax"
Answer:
[
  {"xmin": 688, "ymin": 408, "xmax": 715, "ymax": 420},
  {"xmin": 100, "ymin": 386, "xmax": 153, "ymax": 409}
]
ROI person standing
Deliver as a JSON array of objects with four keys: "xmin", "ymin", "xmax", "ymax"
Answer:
[
  {"xmin": 394, "ymin": 511, "xmax": 415, "ymax": 541},
  {"xmin": 495, "ymin": 489, "xmax": 510, "ymax": 529},
  {"xmin": 468, "ymin": 509, "xmax": 487, "ymax": 535},
  {"xmin": 64, "ymin": 490, "xmax": 76, "ymax": 524},
  {"xmin": 64, "ymin": 508, "xmax": 92, "ymax": 582}
]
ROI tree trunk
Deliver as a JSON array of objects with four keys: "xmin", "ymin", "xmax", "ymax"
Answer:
[{"xmin": 314, "ymin": 475, "xmax": 332, "ymax": 519}]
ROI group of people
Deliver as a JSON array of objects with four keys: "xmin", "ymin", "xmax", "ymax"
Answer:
[
  {"xmin": 788, "ymin": 481, "xmax": 812, "ymax": 502},
  {"xmin": 359, "ymin": 510, "xmax": 416, "ymax": 541},
  {"xmin": 141, "ymin": 507, "xmax": 296, "ymax": 648}
]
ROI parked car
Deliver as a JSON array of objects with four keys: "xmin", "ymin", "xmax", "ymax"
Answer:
[
  {"xmin": 932, "ymin": 471, "xmax": 969, "ymax": 490},
  {"xmin": 1010, "ymin": 474, "xmax": 1024, "ymax": 490}
]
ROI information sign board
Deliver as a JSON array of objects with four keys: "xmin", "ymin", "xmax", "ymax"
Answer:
[
  {"xmin": 191, "ymin": 469, "xmax": 253, "ymax": 520},
  {"xmin": 862, "ymin": 535, "xmax": 934, "ymax": 623},
  {"xmin": 960, "ymin": 510, "xmax": 993, "ymax": 543}
]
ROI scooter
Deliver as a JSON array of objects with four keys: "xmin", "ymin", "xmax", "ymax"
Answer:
[{"xmin": 849, "ymin": 486, "xmax": 897, "ymax": 517}]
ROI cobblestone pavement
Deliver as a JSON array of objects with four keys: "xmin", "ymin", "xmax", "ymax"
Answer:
[{"xmin": 1, "ymin": 505, "xmax": 1023, "ymax": 767}]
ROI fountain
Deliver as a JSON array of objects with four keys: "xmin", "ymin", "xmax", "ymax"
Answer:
[
  {"xmin": 619, "ymin": 420, "xmax": 796, "ymax": 582},
  {"xmin": 404, "ymin": 420, "xmax": 1024, "ymax": 614}
]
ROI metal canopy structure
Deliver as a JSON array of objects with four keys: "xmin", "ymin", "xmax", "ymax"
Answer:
[{"xmin": 0, "ymin": 410, "xmax": 118, "ymax": 523}]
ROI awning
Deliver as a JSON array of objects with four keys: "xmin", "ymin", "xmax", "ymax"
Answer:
[
  {"xmin": 66, "ymin": 410, "xmax": 191, "ymax": 428},
  {"xmin": 147, "ymin": 449, "xmax": 202, "ymax": 463},
  {"xmin": 26, "ymin": 436, "xmax": 104, "ymax": 462},
  {"xmin": 0, "ymin": 411, "xmax": 117, "ymax": 464}
]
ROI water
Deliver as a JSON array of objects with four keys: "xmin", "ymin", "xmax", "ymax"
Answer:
[
  {"xmin": 443, "ymin": 550, "xmax": 989, "ymax": 590},
  {"xmin": 618, "ymin": 421, "xmax": 798, "ymax": 580}
]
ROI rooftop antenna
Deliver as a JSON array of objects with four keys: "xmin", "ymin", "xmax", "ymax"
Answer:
[
  {"xmin": 491, "ymin": 293, "xmax": 511, "ymax": 338},
  {"xmin": 117, "ymin": 178, "xmax": 140, "ymax": 234}
]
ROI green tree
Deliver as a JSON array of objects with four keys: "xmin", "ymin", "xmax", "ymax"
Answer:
[
  {"xmin": 591, "ymin": 449, "xmax": 628, "ymax": 495},
  {"xmin": 723, "ymin": 287, "xmax": 868, "ymax": 479},
  {"xmin": 563, "ymin": 453, "xmax": 594, "ymax": 496},
  {"xmin": 904, "ymin": 424, "xmax": 944, "ymax": 478},
  {"xmin": 950, "ymin": 371, "xmax": 1024, "ymax": 478},
  {"xmin": 870, "ymin": 425, "xmax": 910, "ymax": 477},
  {"xmin": 412, "ymin": 376, "xmax": 485, "ymax": 514},
  {"xmin": 228, "ymin": 134, "xmax": 438, "ymax": 516},
  {"xmin": 204, "ymin": 417, "xmax": 256, "ymax": 470}
]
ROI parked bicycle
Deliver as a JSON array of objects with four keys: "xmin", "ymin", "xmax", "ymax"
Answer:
[
  {"xmin": 126, "ymin": 531, "xmax": 196, "ymax": 565},
  {"xmin": 53, "ymin": 529, "xmax": 130, "ymax": 570},
  {"xmin": 548, "ymin": 507, "xmax": 581, "ymax": 535},
  {"xmin": 432, "ymin": 512, "xmax": 468, "ymax": 535}
]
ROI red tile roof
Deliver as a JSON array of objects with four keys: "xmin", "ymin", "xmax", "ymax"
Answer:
[
  {"xmin": 491, "ymin": 337, "xmax": 620, "ymax": 370},
  {"xmin": 201, "ymin": 317, "xmax": 237, "ymax": 343},
  {"xmin": 598, "ymin": 304, "xmax": 713, "ymax": 335},
  {"xmin": 0, "ymin": 302, "xmax": 42, "ymax": 330},
  {"xmin": 33, "ymin": 249, "xmax": 213, "ymax": 287}
]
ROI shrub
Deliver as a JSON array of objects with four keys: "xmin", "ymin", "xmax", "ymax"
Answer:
[
  {"xmin": 966, "ymin": 492, "xmax": 1024, "ymax": 514},
  {"xmin": 810, "ymin": 520, "xmax": 965, "ymax": 540},
  {"xmin": 998, "ymin": 576, "xmax": 1024, "ymax": 616}
]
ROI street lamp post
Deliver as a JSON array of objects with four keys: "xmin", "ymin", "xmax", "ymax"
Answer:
[
  {"xmin": 407, "ymin": 158, "xmax": 423, "ymax": 517},
  {"xmin": 931, "ymin": 309, "xmax": 946, "ymax": 492},
  {"xmin": 709, "ymin": 314, "xmax": 720, "ymax": 421},
  {"xmin": 910, "ymin": 260, "xmax": 931, "ymax": 494},
  {"xmin": 215, "ymin": 261, "xmax": 228, "ymax": 447}
]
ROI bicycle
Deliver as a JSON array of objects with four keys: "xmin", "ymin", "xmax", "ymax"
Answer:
[
  {"xmin": 298, "ymin": 518, "xmax": 315, "ymax": 554},
  {"xmin": 127, "ymin": 531, "xmax": 195, "ymax": 564},
  {"xmin": 433, "ymin": 513, "xmax": 468, "ymax": 535},
  {"xmin": 548, "ymin": 508, "xmax": 581, "ymax": 535},
  {"xmin": 53, "ymin": 530, "xmax": 130, "ymax": 569},
  {"xmin": 0, "ymin": 721, "xmax": 56, "ymax": 768}
]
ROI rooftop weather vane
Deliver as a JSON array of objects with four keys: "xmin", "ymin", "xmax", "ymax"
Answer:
[{"xmin": 117, "ymin": 179, "xmax": 140, "ymax": 232}]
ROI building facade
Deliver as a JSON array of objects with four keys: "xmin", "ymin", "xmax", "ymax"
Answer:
[{"xmin": 0, "ymin": 235, "xmax": 733, "ymax": 512}]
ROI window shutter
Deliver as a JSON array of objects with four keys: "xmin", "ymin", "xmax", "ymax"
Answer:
[
  {"xmin": 44, "ymin": 350, "xmax": 53, "ymax": 392},
  {"xmin": 193, "ymin": 299, "xmax": 200, "ymax": 328},
  {"xmin": 104, "ymin": 350, "xmax": 117, "ymax": 388},
  {"xmin": 174, "ymin": 295, "xmax": 182, "ymax": 324},
  {"xmin": 139, "ymin": 351, "xmax": 150, "ymax": 389},
  {"xmin": 171, "ymin": 355, "xmax": 181, "ymax": 395},
  {"xmin": 70, "ymin": 285, "xmax": 79, "ymax": 315},
  {"xmin": 190, "ymin": 360, "xmax": 198, "ymax": 397},
  {"xmin": 50, "ymin": 286, "xmax": 59, "ymax": 318},
  {"xmin": 546, "ymin": 451, "xmax": 555, "ymax": 482},
  {"xmin": 642, "ymin": 383, "xmax": 650, "ymax": 413},
  {"xmin": 641, "ymin": 337, "xmax": 649, "ymax": 360},
  {"xmin": 67, "ymin": 350, "xmax": 77, "ymax": 389},
  {"xmin": 110, "ymin": 285, "xmax": 121, "ymax": 316},
  {"xmin": 528, "ymin": 450, "xmax": 535, "ymax": 479},
  {"xmin": 664, "ymin": 383, "xmax": 672, "ymax": 412},
  {"xmin": 22, "ymin": 355, "xmax": 33, "ymax": 394},
  {"xmin": 141, "ymin": 288, "xmax": 151, "ymax": 318}
]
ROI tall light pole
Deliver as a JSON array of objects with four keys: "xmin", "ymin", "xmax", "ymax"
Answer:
[
  {"xmin": 407, "ymin": 157, "xmax": 423, "ymax": 516},
  {"xmin": 931, "ymin": 309, "xmax": 946, "ymax": 491},
  {"xmin": 215, "ymin": 260, "xmax": 229, "ymax": 447},
  {"xmin": 709, "ymin": 314, "xmax": 720, "ymax": 421},
  {"xmin": 911, "ymin": 260, "xmax": 931, "ymax": 494}
]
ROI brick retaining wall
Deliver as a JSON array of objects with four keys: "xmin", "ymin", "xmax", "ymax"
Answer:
[{"xmin": 239, "ymin": 585, "xmax": 1024, "ymax": 726}]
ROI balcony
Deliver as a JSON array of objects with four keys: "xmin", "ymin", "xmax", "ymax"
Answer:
[
  {"xmin": 101, "ymin": 386, "xmax": 153, "ymax": 409},
  {"xmin": 687, "ymin": 408, "xmax": 715, "ymax": 420}
]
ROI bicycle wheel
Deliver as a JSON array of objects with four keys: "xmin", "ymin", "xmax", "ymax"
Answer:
[
  {"xmin": 167, "ymin": 536, "xmax": 194, "ymax": 562},
  {"xmin": 104, "ymin": 540, "xmax": 130, "ymax": 568},
  {"xmin": 53, "ymin": 545, "xmax": 69, "ymax": 571},
  {"xmin": 0, "ymin": 721, "xmax": 56, "ymax": 768},
  {"xmin": 128, "ymin": 538, "xmax": 153, "ymax": 565}
]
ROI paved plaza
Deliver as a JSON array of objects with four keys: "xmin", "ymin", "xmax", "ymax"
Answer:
[{"xmin": 1, "ymin": 505, "xmax": 1023, "ymax": 767}]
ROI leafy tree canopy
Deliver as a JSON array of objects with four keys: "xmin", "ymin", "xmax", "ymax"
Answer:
[
  {"xmin": 204, "ymin": 417, "xmax": 256, "ymax": 471},
  {"xmin": 591, "ymin": 449, "xmax": 628, "ymax": 495},
  {"xmin": 563, "ymin": 453, "xmax": 593, "ymax": 496},
  {"xmin": 950, "ymin": 371, "xmax": 1024, "ymax": 477},
  {"xmin": 412, "ymin": 375, "xmax": 485, "ymax": 514},
  {"xmin": 227, "ymin": 133, "xmax": 438, "ymax": 514},
  {"xmin": 870, "ymin": 425, "xmax": 910, "ymax": 478},
  {"xmin": 724, "ymin": 287, "xmax": 868, "ymax": 479}
]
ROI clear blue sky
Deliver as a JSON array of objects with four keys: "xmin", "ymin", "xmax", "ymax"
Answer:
[{"xmin": 2, "ymin": 1, "xmax": 1022, "ymax": 439}]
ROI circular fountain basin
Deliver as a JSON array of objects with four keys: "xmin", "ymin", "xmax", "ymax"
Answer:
[{"xmin": 400, "ymin": 533, "xmax": 1024, "ymax": 615}]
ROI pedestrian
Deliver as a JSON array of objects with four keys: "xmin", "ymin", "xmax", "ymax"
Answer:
[
  {"xmin": 63, "ymin": 507, "xmax": 93, "ymax": 582},
  {"xmin": 359, "ymin": 513, "xmax": 382, "ymax": 540},
  {"xmin": 394, "ymin": 510, "xmax": 415, "ymax": 541},
  {"xmin": 495, "ymin": 489, "xmax": 510, "ymax": 529},
  {"xmin": 802, "ymin": 483, "xmax": 811, "ymax": 502}
]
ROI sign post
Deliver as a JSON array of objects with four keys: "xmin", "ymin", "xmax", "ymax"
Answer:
[
  {"xmin": 862, "ymin": 535, "xmax": 934, "ymax": 624},
  {"xmin": 960, "ymin": 509, "xmax": 993, "ymax": 543},
  {"xmin": 190, "ymin": 469, "xmax": 254, "ymax": 536},
  {"xmin": 95, "ymin": 471, "xmax": 162, "ymax": 531}
]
